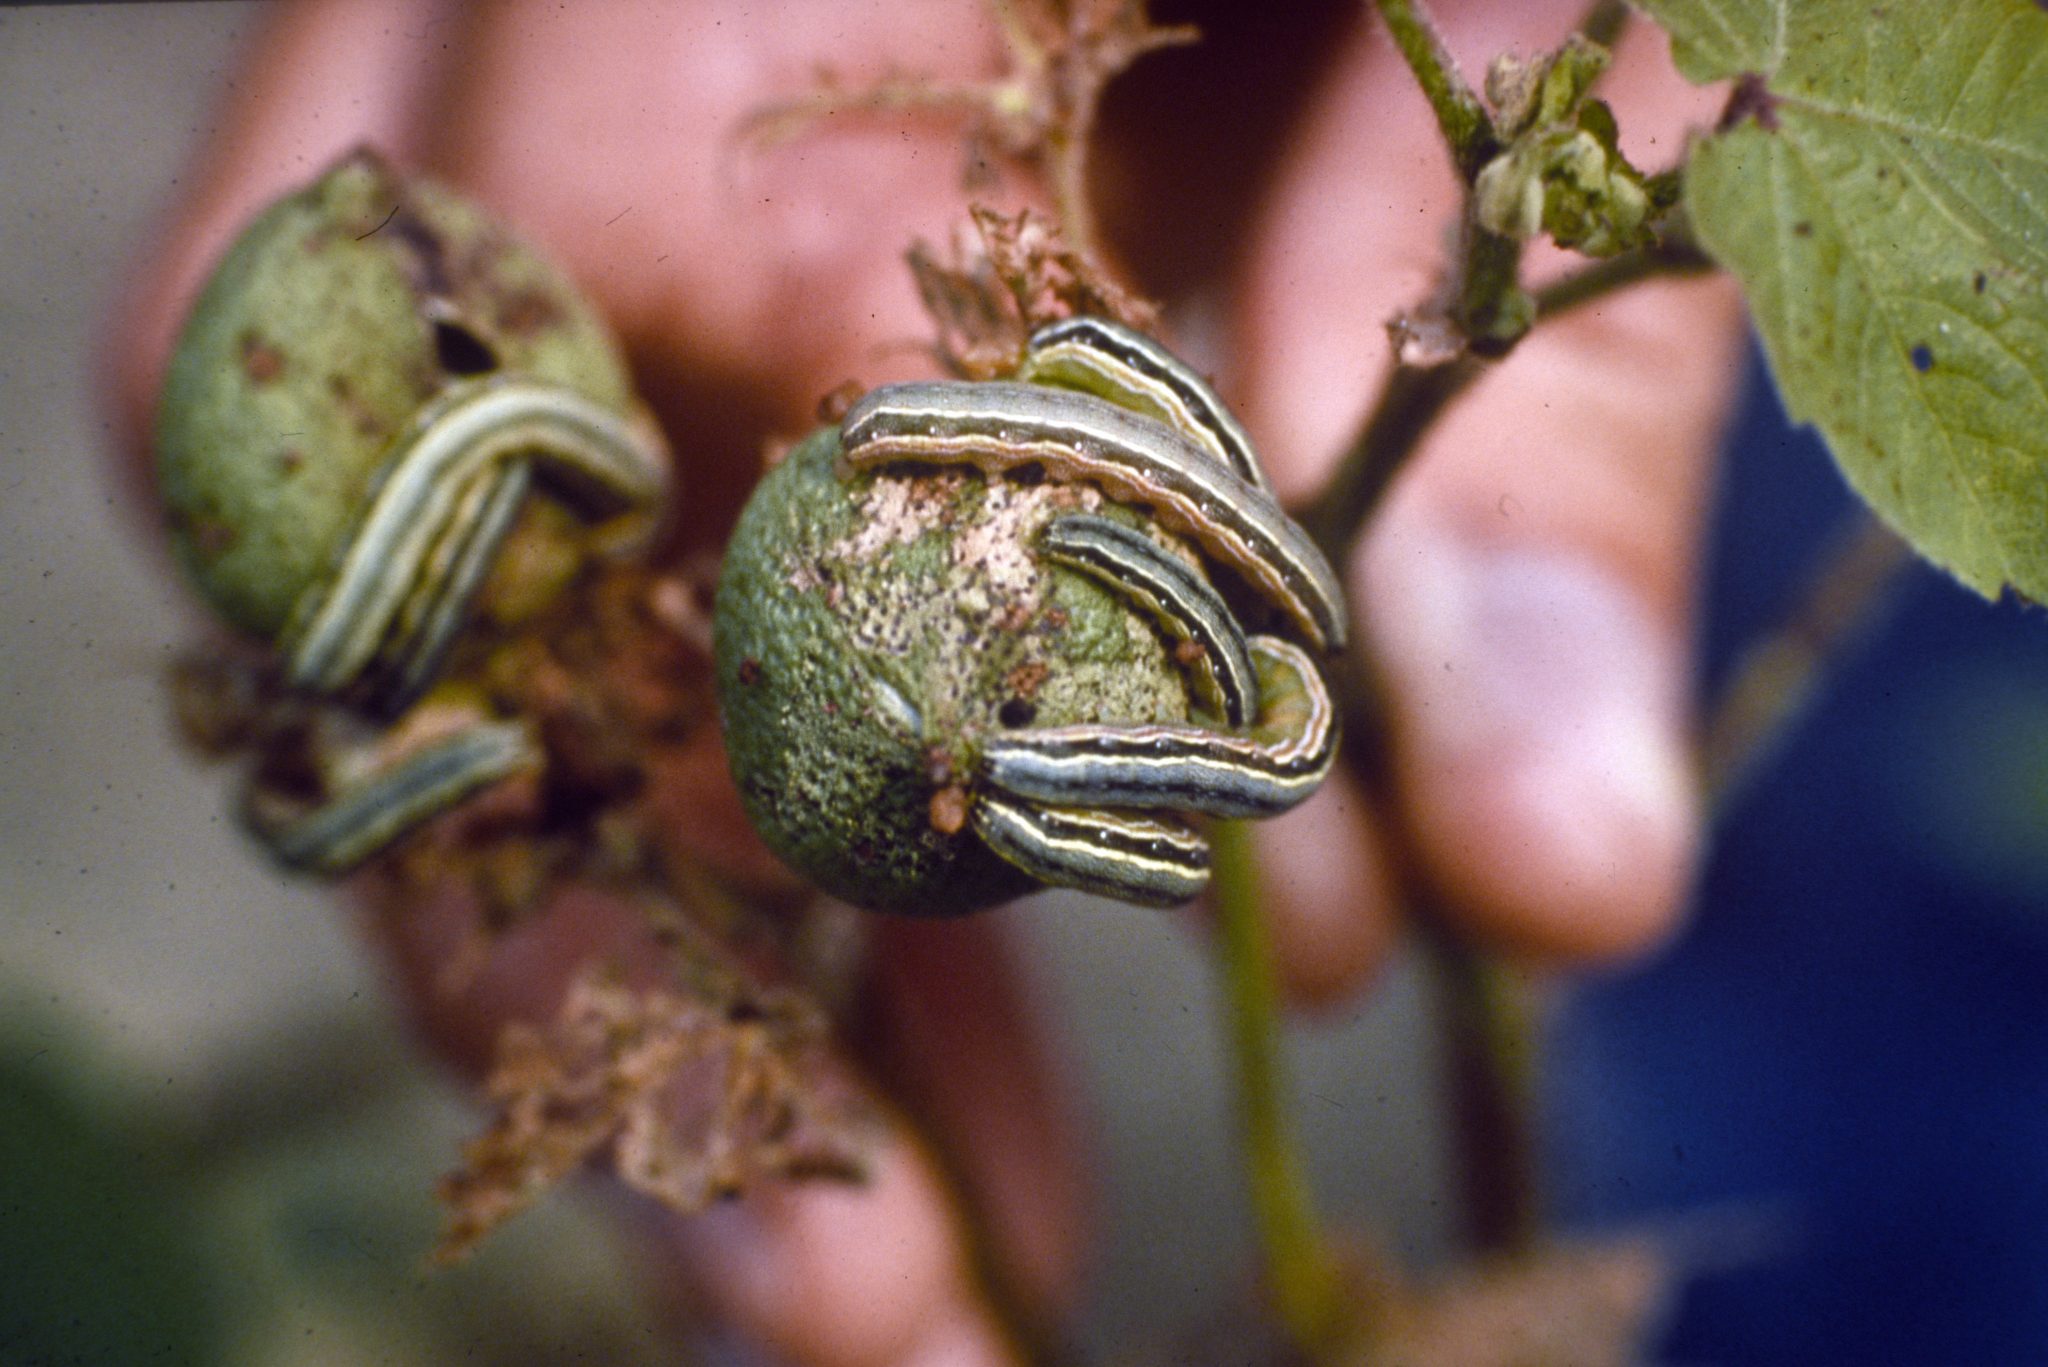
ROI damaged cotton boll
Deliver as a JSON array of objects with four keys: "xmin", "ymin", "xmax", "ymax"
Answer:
[
  {"xmin": 714, "ymin": 426, "xmax": 1195, "ymax": 915},
  {"xmin": 153, "ymin": 147, "xmax": 671, "ymax": 874}
]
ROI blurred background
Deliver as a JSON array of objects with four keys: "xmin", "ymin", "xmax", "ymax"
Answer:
[{"xmin": 4, "ymin": 5, "xmax": 2045, "ymax": 1365}]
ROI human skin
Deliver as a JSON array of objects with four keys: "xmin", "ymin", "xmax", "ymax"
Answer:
[{"xmin": 108, "ymin": 2, "xmax": 1745, "ymax": 1363}]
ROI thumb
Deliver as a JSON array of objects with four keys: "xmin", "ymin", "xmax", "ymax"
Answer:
[{"xmin": 1238, "ymin": 7, "xmax": 1746, "ymax": 959}]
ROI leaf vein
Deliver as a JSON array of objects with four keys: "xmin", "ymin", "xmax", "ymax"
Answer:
[
  {"xmin": 1776, "ymin": 92, "xmax": 2048, "ymax": 167},
  {"xmin": 1691, "ymin": 1, "xmax": 1757, "ymax": 75}
]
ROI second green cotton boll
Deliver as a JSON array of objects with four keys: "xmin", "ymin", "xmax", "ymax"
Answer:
[{"xmin": 155, "ymin": 148, "xmax": 647, "ymax": 645}]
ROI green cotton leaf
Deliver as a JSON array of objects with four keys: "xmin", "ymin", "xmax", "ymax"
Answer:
[{"xmin": 1635, "ymin": 0, "xmax": 2048, "ymax": 599}]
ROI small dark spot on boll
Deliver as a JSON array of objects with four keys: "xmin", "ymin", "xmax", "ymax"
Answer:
[
  {"xmin": 737, "ymin": 658, "xmax": 763, "ymax": 685},
  {"xmin": 187, "ymin": 515, "xmax": 238, "ymax": 561},
  {"xmin": 1911, "ymin": 344, "xmax": 1934, "ymax": 373},
  {"xmin": 431, "ymin": 318, "xmax": 498, "ymax": 376},
  {"xmin": 239, "ymin": 333, "xmax": 284, "ymax": 383},
  {"xmin": 998, "ymin": 697, "xmax": 1037, "ymax": 728}
]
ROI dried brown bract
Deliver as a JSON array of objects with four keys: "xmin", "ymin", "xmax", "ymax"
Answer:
[
  {"xmin": 434, "ymin": 965, "xmax": 868, "ymax": 1264},
  {"xmin": 743, "ymin": 0, "xmax": 1195, "ymax": 260},
  {"xmin": 907, "ymin": 204, "xmax": 1159, "ymax": 378}
]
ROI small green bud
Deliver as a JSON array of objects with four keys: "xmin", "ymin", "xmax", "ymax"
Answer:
[{"xmin": 1474, "ymin": 100, "xmax": 1658, "ymax": 259}]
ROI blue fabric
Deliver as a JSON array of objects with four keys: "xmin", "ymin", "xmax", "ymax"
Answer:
[{"xmin": 1551, "ymin": 349, "xmax": 2048, "ymax": 1365}]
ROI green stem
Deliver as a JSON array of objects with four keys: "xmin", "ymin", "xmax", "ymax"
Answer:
[
  {"xmin": 1455, "ymin": 225, "xmax": 1533, "ymax": 356},
  {"xmin": 1533, "ymin": 230, "xmax": 1715, "ymax": 317},
  {"xmin": 1210, "ymin": 820, "xmax": 1353, "ymax": 1356},
  {"xmin": 1300, "ymin": 231, "xmax": 1713, "ymax": 567},
  {"xmin": 1577, "ymin": 0, "xmax": 1631, "ymax": 48},
  {"xmin": 1370, "ymin": 0, "xmax": 1500, "ymax": 180},
  {"xmin": 1301, "ymin": 357, "xmax": 1485, "ymax": 564}
]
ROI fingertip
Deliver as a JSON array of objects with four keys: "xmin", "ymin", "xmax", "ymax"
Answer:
[
  {"xmin": 1371, "ymin": 538, "xmax": 1699, "ymax": 964},
  {"xmin": 858, "ymin": 915, "xmax": 1088, "ymax": 1321},
  {"xmin": 1253, "ymin": 768, "xmax": 1400, "ymax": 1008},
  {"xmin": 1411, "ymin": 705, "xmax": 1698, "ymax": 963},
  {"xmin": 660, "ymin": 1134, "xmax": 1022, "ymax": 1367},
  {"xmin": 107, "ymin": 0, "xmax": 454, "ymax": 457}
]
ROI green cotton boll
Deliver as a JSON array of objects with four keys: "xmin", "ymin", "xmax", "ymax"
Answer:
[
  {"xmin": 155, "ymin": 148, "xmax": 641, "ymax": 641},
  {"xmin": 713, "ymin": 427, "xmax": 1199, "ymax": 916}
]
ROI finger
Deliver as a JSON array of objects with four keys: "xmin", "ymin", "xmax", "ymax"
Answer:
[
  {"xmin": 849, "ymin": 915, "xmax": 1087, "ymax": 1336},
  {"xmin": 658, "ymin": 1138, "xmax": 1023, "ymax": 1367},
  {"xmin": 1237, "ymin": 7, "xmax": 1747, "ymax": 960},
  {"xmin": 419, "ymin": 0, "xmax": 1030, "ymax": 539},
  {"xmin": 361, "ymin": 877, "xmax": 1022, "ymax": 1367},
  {"xmin": 110, "ymin": 3, "xmax": 1077, "ymax": 1359},
  {"xmin": 1251, "ymin": 767, "xmax": 1400, "ymax": 1008},
  {"xmin": 108, "ymin": 0, "xmax": 460, "ymax": 457}
]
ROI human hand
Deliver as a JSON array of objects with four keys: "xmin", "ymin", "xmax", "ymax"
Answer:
[{"xmin": 109, "ymin": 2, "xmax": 1745, "ymax": 1362}]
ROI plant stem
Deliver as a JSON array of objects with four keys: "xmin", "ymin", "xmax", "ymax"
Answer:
[
  {"xmin": 1416, "ymin": 910, "xmax": 1543, "ymax": 1255},
  {"xmin": 1577, "ymin": 0, "xmax": 1631, "ymax": 48},
  {"xmin": 1370, "ymin": 0, "xmax": 1499, "ymax": 180},
  {"xmin": 1456, "ymin": 227, "xmax": 1532, "ymax": 354},
  {"xmin": 1534, "ymin": 230, "xmax": 1715, "ymax": 317},
  {"xmin": 1210, "ymin": 819, "xmax": 1354, "ymax": 1356},
  {"xmin": 1300, "ymin": 230, "xmax": 1714, "ymax": 566},
  {"xmin": 1702, "ymin": 513, "xmax": 1911, "ymax": 809},
  {"xmin": 1301, "ymin": 357, "xmax": 1485, "ymax": 563},
  {"xmin": 1045, "ymin": 124, "xmax": 1103, "ymax": 266}
]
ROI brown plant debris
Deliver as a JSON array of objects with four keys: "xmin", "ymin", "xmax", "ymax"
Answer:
[
  {"xmin": 434, "ymin": 965, "xmax": 868, "ymax": 1264},
  {"xmin": 907, "ymin": 204, "xmax": 1159, "ymax": 378},
  {"xmin": 176, "ymin": 538, "xmax": 867, "ymax": 1264},
  {"xmin": 744, "ymin": 0, "xmax": 1195, "ymax": 260}
]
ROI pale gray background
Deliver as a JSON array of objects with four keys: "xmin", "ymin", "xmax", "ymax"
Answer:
[{"xmin": 0, "ymin": 4, "xmax": 1445, "ymax": 1359}]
